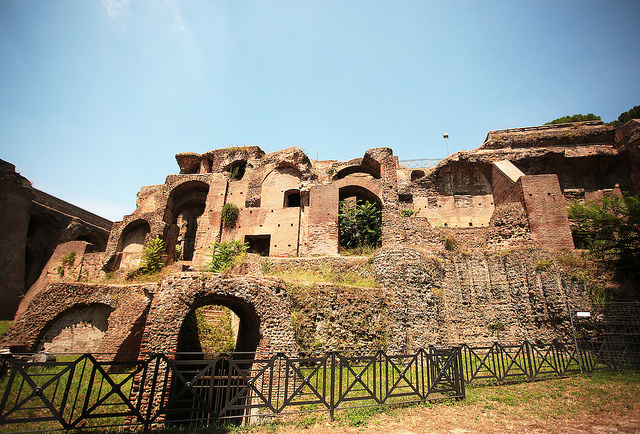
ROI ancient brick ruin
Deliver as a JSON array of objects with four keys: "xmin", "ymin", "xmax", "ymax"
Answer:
[
  {"xmin": 0, "ymin": 160, "xmax": 112, "ymax": 320},
  {"xmin": 2, "ymin": 120, "xmax": 639, "ymax": 359}
]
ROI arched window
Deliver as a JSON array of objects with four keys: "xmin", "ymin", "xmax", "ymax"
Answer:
[
  {"xmin": 284, "ymin": 189, "xmax": 301, "ymax": 208},
  {"xmin": 167, "ymin": 181, "xmax": 210, "ymax": 261},
  {"xmin": 118, "ymin": 220, "xmax": 151, "ymax": 254},
  {"xmin": 338, "ymin": 185, "xmax": 382, "ymax": 250}
]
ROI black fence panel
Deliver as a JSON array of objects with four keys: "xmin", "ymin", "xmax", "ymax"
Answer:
[{"xmin": 0, "ymin": 348, "xmax": 464, "ymax": 432}]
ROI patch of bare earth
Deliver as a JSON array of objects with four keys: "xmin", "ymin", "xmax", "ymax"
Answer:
[{"xmin": 246, "ymin": 375, "xmax": 640, "ymax": 434}]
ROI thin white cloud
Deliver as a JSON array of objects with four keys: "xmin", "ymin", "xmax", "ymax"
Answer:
[
  {"xmin": 102, "ymin": 0, "xmax": 130, "ymax": 19},
  {"xmin": 165, "ymin": 0, "xmax": 186, "ymax": 32}
]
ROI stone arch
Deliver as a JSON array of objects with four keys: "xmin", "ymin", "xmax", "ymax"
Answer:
[
  {"xmin": 165, "ymin": 180, "xmax": 210, "ymax": 261},
  {"xmin": 411, "ymin": 170, "xmax": 425, "ymax": 181},
  {"xmin": 335, "ymin": 176, "xmax": 383, "ymax": 207},
  {"xmin": 109, "ymin": 219, "xmax": 151, "ymax": 272},
  {"xmin": 284, "ymin": 189, "xmax": 301, "ymax": 208},
  {"xmin": 75, "ymin": 231, "xmax": 107, "ymax": 252},
  {"xmin": 177, "ymin": 295, "xmax": 259, "ymax": 355},
  {"xmin": 261, "ymin": 167, "xmax": 302, "ymax": 209},
  {"xmin": 118, "ymin": 219, "xmax": 151, "ymax": 253},
  {"xmin": 333, "ymin": 157, "xmax": 381, "ymax": 181},
  {"xmin": 36, "ymin": 303, "xmax": 113, "ymax": 353},
  {"xmin": 139, "ymin": 274, "xmax": 296, "ymax": 356},
  {"xmin": 103, "ymin": 214, "xmax": 160, "ymax": 273},
  {"xmin": 225, "ymin": 160, "xmax": 247, "ymax": 181},
  {"xmin": 338, "ymin": 185, "xmax": 382, "ymax": 208},
  {"xmin": 2, "ymin": 282, "xmax": 151, "ymax": 359}
]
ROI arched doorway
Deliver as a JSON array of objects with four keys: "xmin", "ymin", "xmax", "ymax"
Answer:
[
  {"xmin": 24, "ymin": 213, "xmax": 60, "ymax": 290},
  {"xmin": 176, "ymin": 295, "xmax": 260, "ymax": 356},
  {"xmin": 112, "ymin": 220, "xmax": 151, "ymax": 272},
  {"xmin": 338, "ymin": 185, "xmax": 382, "ymax": 251},
  {"xmin": 169, "ymin": 296, "xmax": 261, "ymax": 424}
]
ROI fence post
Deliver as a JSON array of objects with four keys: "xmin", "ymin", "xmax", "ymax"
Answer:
[
  {"xmin": 567, "ymin": 301, "xmax": 584, "ymax": 374},
  {"xmin": 494, "ymin": 342, "xmax": 504, "ymax": 382},
  {"xmin": 329, "ymin": 351, "xmax": 336, "ymax": 422},
  {"xmin": 455, "ymin": 346, "xmax": 466, "ymax": 400},
  {"xmin": 523, "ymin": 340, "xmax": 534, "ymax": 381}
]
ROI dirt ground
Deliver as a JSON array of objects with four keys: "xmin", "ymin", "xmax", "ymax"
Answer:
[
  {"xmin": 245, "ymin": 376, "xmax": 640, "ymax": 434},
  {"xmin": 274, "ymin": 403, "xmax": 640, "ymax": 434}
]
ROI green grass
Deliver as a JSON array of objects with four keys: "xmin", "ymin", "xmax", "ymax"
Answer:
[
  {"xmin": 0, "ymin": 320, "xmax": 13, "ymax": 336},
  {"xmin": 460, "ymin": 372, "xmax": 640, "ymax": 422},
  {"xmin": 267, "ymin": 267, "xmax": 377, "ymax": 287}
]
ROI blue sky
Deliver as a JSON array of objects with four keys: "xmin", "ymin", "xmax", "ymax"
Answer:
[{"xmin": 1, "ymin": 0, "xmax": 639, "ymax": 221}]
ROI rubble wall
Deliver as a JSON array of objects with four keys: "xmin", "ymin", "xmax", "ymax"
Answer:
[{"xmin": 286, "ymin": 247, "xmax": 592, "ymax": 352}]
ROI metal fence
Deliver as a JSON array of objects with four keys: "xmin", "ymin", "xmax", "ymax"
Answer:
[
  {"xmin": 572, "ymin": 302, "xmax": 640, "ymax": 371},
  {"xmin": 398, "ymin": 158, "xmax": 442, "ymax": 169},
  {"xmin": 0, "ymin": 347, "xmax": 464, "ymax": 432},
  {"xmin": 457, "ymin": 339, "xmax": 638, "ymax": 386},
  {"xmin": 1, "ymin": 335, "xmax": 637, "ymax": 432}
]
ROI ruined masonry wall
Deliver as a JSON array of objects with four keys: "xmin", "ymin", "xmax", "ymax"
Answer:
[
  {"xmin": 138, "ymin": 274, "xmax": 296, "ymax": 356},
  {"xmin": 517, "ymin": 175, "xmax": 575, "ymax": 250},
  {"xmin": 278, "ymin": 247, "xmax": 593, "ymax": 353},
  {"xmin": 1, "ymin": 282, "xmax": 153, "ymax": 360},
  {"xmin": 374, "ymin": 247, "xmax": 590, "ymax": 347}
]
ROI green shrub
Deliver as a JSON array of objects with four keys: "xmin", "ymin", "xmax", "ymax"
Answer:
[
  {"xmin": 206, "ymin": 240, "xmax": 248, "ymax": 272},
  {"xmin": 141, "ymin": 238, "xmax": 165, "ymax": 274},
  {"xmin": 0, "ymin": 321, "xmax": 12, "ymax": 336},
  {"xmin": 261, "ymin": 259, "xmax": 272, "ymax": 274},
  {"xmin": 401, "ymin": 209, "xmax": 415, "ymax": 217},
  {"xmin": 174, "ymin": 244, "xmax": 183, "ymax": 261},
  {"xmin": 221, "ymin": 203, "xmax": 240, "ymax": 227},
  {"xmin": 535, "ymin": 259, "xmax": 553, "ymax": 271},
  {"xmin": 61, "ymin": 251, "xmax": 77, "ymax": 267},
  {"xmin": 195, "ymin": 306, "xmax": 236, "ymax": 354},
  {"xmin": 488, "ymin": 322, "xmax": 506, "ymax": 332},
  {"xmin": 339, "ymin": 200, "xmax": 381, "ymax": 249},
  {"xmin": 444, "ymin": 233, "xmax": 457, "ymax": 252},
  {"xmin": 568, "ymin": 194, "xmax": 640, "ymax": 284}
]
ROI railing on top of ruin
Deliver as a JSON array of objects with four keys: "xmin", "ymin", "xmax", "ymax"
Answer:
[{"xmin": 398, "ymin": 158, "xmax": 443, "ymax": 169}]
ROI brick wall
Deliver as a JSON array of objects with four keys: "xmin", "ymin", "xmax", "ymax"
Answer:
[
  {"xmin": 222, "ymin": 207, "xmax": 301, "ymax": 257},
  {"xmin": 308, "ymin": 184, "xmax": 339, "ymax": 255},
  {"xmin": 137, "ymin": 274, "xmax": 296, "ymax": 356},
  {"xmin": 516, "ymin": 175, "xmax": 574, "ymax": 250},
  {"xmin": 14, "ymin": 241, "xmax": 91, "ymax": 320},
  {"xmin": 414, "ymin": 194, "xmax": 494, "ymax": 228},
  {"xmin": 491, "ymin": 162, "xmax": 523, "ymax": 206},
  {"xmin": 0, "ymin": 161, "xmax": 33, "ymax": 319},
  {"xmin": 2, "ymin": 281, "xmax": 153, "ymax": 361}
]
